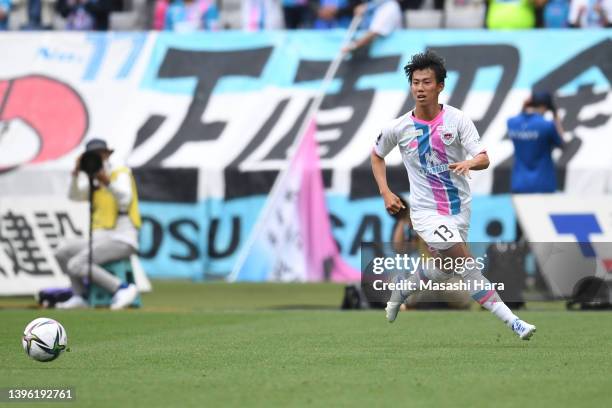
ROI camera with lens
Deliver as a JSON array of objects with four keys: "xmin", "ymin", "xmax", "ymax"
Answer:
[{"xmin": 79, "ymin": 151, "xmax": 103, "ymax": 176}]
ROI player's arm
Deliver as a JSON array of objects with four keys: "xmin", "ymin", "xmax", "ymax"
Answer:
[
  {"xmin": 448, "ymin": 152, "xmax": 489, "ymax": 178},
  {"xmin": 451, "ymin": 113, "xmax": 490, "ymax": 177},
  {"xmin": 371, "ymin": 150, "xmax": 405, "ymax": 214},
  {"xmin": 470, "ymin": 152, "xmax": 490, "ymax": 170}
]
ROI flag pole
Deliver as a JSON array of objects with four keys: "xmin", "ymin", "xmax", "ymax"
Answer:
[
  {"xmin": 228, "ymin": 15, "xmax": 363, "ymax": 282},
  {"xmin": 291, "ymin": 14, "xmax": 363, "ymax": 149}
]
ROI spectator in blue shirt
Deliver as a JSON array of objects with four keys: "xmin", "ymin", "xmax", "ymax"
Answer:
[
  {"xmin": 507, "ymin": 91, "xmax": 565, "ymax": 193},
  {"xmin": 543, "ymin": 0, "xmax": 570, "ymax": 27}
]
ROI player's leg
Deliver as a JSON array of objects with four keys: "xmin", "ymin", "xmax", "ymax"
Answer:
[
  {"xmin": 408, "ymin": 211, "xmax": 536, "ymax": 339},
  {"xmin": 385, "ymin": 268, "xmax": 430, "ymax": 322},
  {"xmin": 385, "ymin": 211, "xmax": 456, "ymax": 322},
  {"xmin": 439, "ymin": 243, "xmax": 536, "ymax": 340},
  {"xmin": 440, "ymin": 243, "xmax": 517, "ymax": 324}
]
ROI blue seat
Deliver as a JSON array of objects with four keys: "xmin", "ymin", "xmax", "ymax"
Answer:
[{"xmin": 88, "ymin": 259, "xmax": 142, "ymax": 308}]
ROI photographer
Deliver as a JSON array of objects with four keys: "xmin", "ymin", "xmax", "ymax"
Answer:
[
  {"xmin": 55, "ymin": 139, "xmax": 141, "ymax": 310},
  {"xmin": 507, "ymin": 91, "xmax": 565, "ymax": 194}
]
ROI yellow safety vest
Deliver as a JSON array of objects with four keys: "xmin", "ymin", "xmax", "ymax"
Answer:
[
  {"xmin": 487, "ymin": 0, "xmax": 535, "ymax": 29},
  {"xmin": 92, "ymin": 166, "xmax": 141, "ymax": 230}
]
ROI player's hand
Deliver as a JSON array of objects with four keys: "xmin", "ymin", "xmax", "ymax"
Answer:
[
  {"xmin": 382, "ymin": 190, "xmax": 405, "ymax": 215},
  {"xmin": 449, "ymin": 161, "xmax": 472, "ymax": 178}
]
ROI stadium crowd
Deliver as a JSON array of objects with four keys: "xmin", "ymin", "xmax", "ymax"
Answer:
[{"xmin": 0, "ymin": 0, "xmax": 610, "ymax": 32}]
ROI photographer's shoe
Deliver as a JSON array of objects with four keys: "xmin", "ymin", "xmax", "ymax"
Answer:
[
  {"xmin": 56, "ymin": 295, "xmax": 88, "ymax": 309},
  {"xmin": 111, "ymin": 284, "xmax": 138, "ymax": 310}
]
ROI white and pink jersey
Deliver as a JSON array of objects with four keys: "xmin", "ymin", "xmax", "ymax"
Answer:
[{"xmin": 373, "ymin": 104, "xmax": 485, "ymax": 216}]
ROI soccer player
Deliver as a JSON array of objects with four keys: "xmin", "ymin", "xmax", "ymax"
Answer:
[{"xmin": 370, "ymin": 50, "xmax": 536, "ymax": 340}]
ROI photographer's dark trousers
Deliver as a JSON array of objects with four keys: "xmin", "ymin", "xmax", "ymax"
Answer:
[{"xmin": 55, "ymin": 238, "xmax": 135, "ymax": 296}]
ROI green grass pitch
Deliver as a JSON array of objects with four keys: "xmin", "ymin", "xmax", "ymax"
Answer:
[{"xmin": 1, "ymin": 282, "xmax": 611, "ymax": 408}]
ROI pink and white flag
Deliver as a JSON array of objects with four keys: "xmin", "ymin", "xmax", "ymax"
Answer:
[{"xmin": 230, "ymin": 120, "xmax": 360, "ymax": 282}]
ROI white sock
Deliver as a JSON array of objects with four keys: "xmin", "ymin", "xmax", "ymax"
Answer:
[{"xmin": 462, "ymin": 266, "xmax": 518, "ymax": 327}]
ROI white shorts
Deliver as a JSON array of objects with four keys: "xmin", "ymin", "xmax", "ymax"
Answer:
[{"xmin": 410, "ymin": 209, "xmax": 470, "ymax": 251}]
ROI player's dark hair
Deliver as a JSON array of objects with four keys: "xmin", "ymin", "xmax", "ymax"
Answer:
[{"xmin": 403, "ymin": 50, "xmax": 447, "ymax": 84}]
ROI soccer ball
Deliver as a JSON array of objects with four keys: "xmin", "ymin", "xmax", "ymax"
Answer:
[{"xmin": 22, "ymin": 318, "xmax": 68, "ymax": 362}]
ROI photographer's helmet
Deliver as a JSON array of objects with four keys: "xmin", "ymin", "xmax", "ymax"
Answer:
[{"xmin": 84, "ymin": 138, "xmax": 113, "ymax": 154}]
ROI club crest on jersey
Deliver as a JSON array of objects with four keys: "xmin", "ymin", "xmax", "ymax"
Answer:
[{"xmin": 439, "ymin": 126, "xmax": 457, "ymax": 145}]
